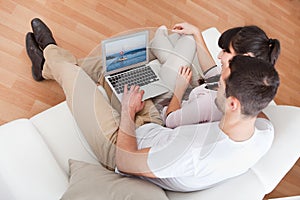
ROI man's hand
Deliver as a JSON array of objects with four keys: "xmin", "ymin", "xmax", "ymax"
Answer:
[{"xmin": 121, "ymin": 85, "xmax": 145, "ymax": 120}]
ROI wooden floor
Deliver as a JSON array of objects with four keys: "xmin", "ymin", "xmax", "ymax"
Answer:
[{"xmin": 0, "ymin": 0, "xmax": 299, "ymax": 198}]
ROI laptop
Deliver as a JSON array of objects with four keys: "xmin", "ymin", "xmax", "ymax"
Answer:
[{"xmin": 102, "ymin": 30, "xmax": 169, "ymax": 101}]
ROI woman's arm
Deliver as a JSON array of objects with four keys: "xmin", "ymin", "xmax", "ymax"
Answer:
[
  {"xmin": 165, "ymin": 87, "xmax": 222, "ymax": 128},
  {"xmin": 172, "ymin": 22, "xmax": 216, "ymax": 73},
  {"xmin": 165, "ymin": 66, "xmax": 192, "ymax": 116}
]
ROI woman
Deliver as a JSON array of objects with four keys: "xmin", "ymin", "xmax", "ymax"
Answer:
[{"xmin": 162, "ymin": 22, "xmax": 280, "ymax": 128}]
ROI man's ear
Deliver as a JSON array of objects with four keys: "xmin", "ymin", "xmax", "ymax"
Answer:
[{"xmin": 227, "ymin": 96, "xmax": 241, "ymax": 112}]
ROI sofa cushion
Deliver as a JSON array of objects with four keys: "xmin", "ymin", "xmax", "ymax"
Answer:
[
  {"xmin": 0, "ymin": 119, "xmax": 68, "ymax": 200},
  {"xmin": 61, "ymin": 160, "xmax": 169, "ymax": 200}
]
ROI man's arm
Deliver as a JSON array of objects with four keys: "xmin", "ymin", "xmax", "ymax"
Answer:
[
  {"xmin": 115, "ymin": 85, "xmax": 156, "ymax": 178},
  {"xmin": 172, "ymin": 22, "xmax": 216, "ymax": 73}
]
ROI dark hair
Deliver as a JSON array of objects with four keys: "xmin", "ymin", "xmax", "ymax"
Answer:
[
  {"xmin": 218, "ymin": 26, "xmax": 280, "ymax": 65},
  {"xmin": 225, "ymin": 55, "xmax": 280, "ymax": 117}
]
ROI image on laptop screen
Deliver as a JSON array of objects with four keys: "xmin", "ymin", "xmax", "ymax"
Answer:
[{"xmin": 103, "ymin": 31, "xmax": 148, "ymax": 73}]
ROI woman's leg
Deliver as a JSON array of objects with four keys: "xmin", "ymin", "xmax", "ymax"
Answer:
[
  {"xmin": 150, "ymin": 31, "xmax": 197, "ymax": 108},
  {"xmin": 150, "ymin": 27, "xmax": 198, "ymax": 91},
  {"xmin": 159, "ymin": 34, "xmax": 197, "ymax": 91}
]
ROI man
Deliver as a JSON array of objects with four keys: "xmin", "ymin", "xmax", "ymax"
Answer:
[{"xmin": 26, "ymin": 18, "xmax": 279, "ymax": 192}]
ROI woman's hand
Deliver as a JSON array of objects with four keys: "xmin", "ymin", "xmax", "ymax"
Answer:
[
  {"xmin": 172, "ymin": 22, "xmax": 200, "ymax": 36},
  {"xmin": 174, "ymin": 66, "xmax": 192, "ymax": 99}
]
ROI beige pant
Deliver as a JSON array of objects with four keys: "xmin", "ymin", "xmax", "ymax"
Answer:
[{"xmin": 42, "ymin": 45, "xmax": 162, "ymax": 170}]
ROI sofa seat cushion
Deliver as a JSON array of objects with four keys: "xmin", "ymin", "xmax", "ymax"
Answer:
[{"xmin": 61, "ymin": 160, "xmax": 169, "ymax": 200}]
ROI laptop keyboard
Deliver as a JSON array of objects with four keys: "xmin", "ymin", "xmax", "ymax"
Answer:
[{"xmin": 108, "ymin": 65, "xmax": 159, "ymax": 94}]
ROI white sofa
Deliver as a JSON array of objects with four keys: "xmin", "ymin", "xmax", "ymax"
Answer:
[{"xmin": 0, "ymin": 28, "xmax": 300, "ymax": 200}]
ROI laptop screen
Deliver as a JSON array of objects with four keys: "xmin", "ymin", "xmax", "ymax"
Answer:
[{"xmin": 102, "ymin": 31, "xmax": 149, "ymax": 75}]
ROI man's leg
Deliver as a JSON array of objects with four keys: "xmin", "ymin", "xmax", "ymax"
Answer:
[
  {"xmin": 26, "ymin": 18, "xmax": 163, "ymax": 170},
  {"xmin": 91, "ymin": 71, "xmax": 163, "ymax": 127},
  {"xmin": 78, "ymin": 56, "xmax": 103, "ymax": 84},
  {"xmin": 43, "ymin": 44, "xmax": 119, "ymax": 170},
  {"xmin": 76, "ymin": 39, "xmax": 163, "ymax": 127},
  {"xmin": 42, "ymin": 45, "xmax": 162, "ymax": 168}
]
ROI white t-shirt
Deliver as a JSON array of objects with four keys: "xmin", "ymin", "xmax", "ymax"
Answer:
[{"xmin": 134, "ymin": 118, "xmax": 274, "ymax": 192}]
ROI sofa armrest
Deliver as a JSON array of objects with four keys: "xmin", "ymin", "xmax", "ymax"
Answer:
[
  {"xmin": 201, "ymin": 27, "xmax": 222, "ymax": 67},
  {"xmin": 252, "ymin": 105, "xmax": 300, "ymax": 194},
  {"xmin": 30, "ymin": 102, "xmax": 99, "ymax": 174},
  {"xmin": 167, "ymin": 169, "xmax": 265, "ymax": 200},
  {"xmin": 0, "ymin": 119, "xmax": 68, "ymax": 200}
]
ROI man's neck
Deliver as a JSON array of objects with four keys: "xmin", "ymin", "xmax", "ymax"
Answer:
[{"xmin": 219, "ymin": 114, "xmax": 256, "ymax": 142}]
